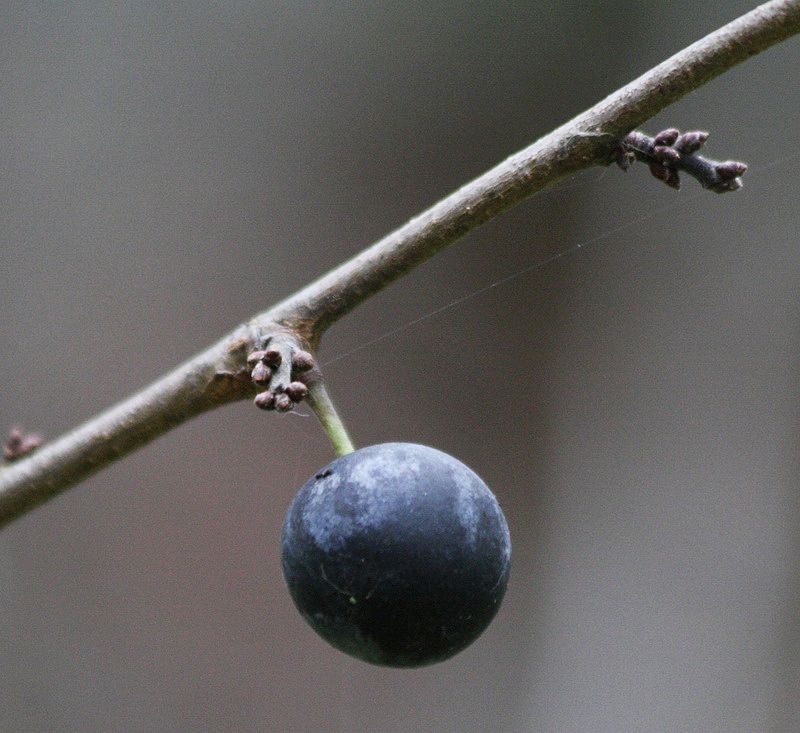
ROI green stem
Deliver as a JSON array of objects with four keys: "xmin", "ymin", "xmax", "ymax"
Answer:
[{"xmin": 307, "ymin": 381, "xmax": 356, "ymax": 456}]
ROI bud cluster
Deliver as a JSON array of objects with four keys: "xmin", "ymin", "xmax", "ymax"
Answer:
[
  {"xmin": 618, "ymin": 128, "xmax": 747, "ymax": 193},
  {"xmin": 247, "ymin": 346, "xmax": 316, "ymax": 413}
]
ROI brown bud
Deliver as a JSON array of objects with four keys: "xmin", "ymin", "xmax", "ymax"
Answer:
[
  {"xmin": 3, "ymin": 430, "xmax": 22, "ymax": 461},
  {"xmin": 654, "ymin": 128, "xmax": 680, "ymax": 146},
  {"xmin": 263, "ymin": 349, "xmax": 282, "ymax": 367},
  {"xmin": 653, "ymin": 145, "xmax": 681, "ymax": 166},
  {"xmin": 674, "ymin": 131, "xmax": 708, "ymax": 154},
  {"xmin": 275, "ymin": 393, "xmax": 294, "ymax": 412},
  {"xmin": 3, "ymin": 427, "xmax": 43, "ymax": 461},
  {"xmin": 716, "ymin": 161, "xmax": 747, "ymax": 180},
  {"xmin": 251, "ymin": 362, "xmax": 271, "ymax": 385},
  {"xmin": 615, "ymin": 147, "xmax": 635, "ymax": 171},
  {"xmin": 246, "ymin": 350, "xmax": 267, "ymax": 366},
  {"xmin": 5, "ymin": 427, "xmax": 22, "ymax": 445},
  {"xmin": 254, "ymin": 391, "xmax": 276, "ymax": 410},
  {"xmin": 648, "ymin": 161, "xmax": 670, "ymax": 182},
  {"xmin": 664, "ymin": 169, "xmax": 681, "ymax": 189},
  {"xmin": 291, "ymin": 350, "xmax": 315, "ymax": 372},
  {"xmin": 709, "ymin": 176, "xmax": 744, "ymax": 193},
  {"xmin": 286, "ymin": 381, "xmax": 309, "ymax": 402}
]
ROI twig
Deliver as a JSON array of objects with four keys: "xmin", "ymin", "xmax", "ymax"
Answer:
[
  {"xmin": 618, "ymin": 128, "xmax": 748, "ymax": 192},
  {"xmin": 1, "ymin": 0, "xmax": 799, "ymax": 528}
]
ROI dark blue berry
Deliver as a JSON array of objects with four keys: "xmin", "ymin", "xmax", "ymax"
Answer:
[{"xmin": 281, "ymin": 443, "xmax": 511, "ymax": 667}]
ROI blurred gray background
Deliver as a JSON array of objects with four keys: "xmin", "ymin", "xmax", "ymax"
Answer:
[{"xmin": 2, "ymin": 2, "xmax": 799, "ymax": 731}]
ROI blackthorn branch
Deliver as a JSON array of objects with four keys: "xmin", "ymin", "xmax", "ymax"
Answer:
[{"xmin": 1, "ymin": 0, "xmax": 799, "ymax": 528}]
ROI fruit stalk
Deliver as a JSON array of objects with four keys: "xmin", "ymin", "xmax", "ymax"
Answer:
[{"xmin": 306, "ymin": 381, "xmax": 355, "ymax": 456}]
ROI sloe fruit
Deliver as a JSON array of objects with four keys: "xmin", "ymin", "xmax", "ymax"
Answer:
[{"xmin": 281, "ymin": 442, "xmax": 511, "ymax": 667}]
